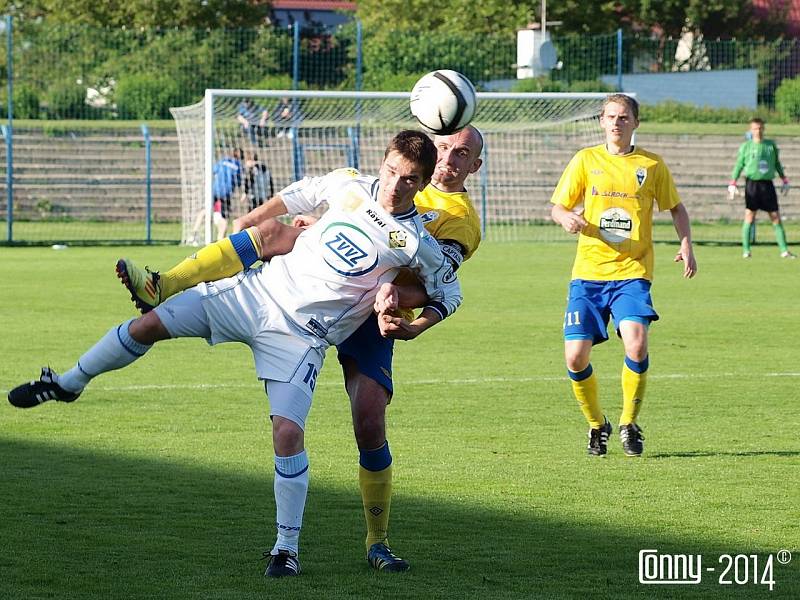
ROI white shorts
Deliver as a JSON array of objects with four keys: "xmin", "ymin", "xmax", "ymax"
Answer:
[{"xmin": 153, "ymin": 270, "xmax": 326, "ymax": 428}]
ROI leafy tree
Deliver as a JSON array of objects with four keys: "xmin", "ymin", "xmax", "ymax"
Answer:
[
  {"xmin": 356, "ymin": 0, "xmax": 788, "ymax": 40},
  {"xmin": 0, "ymin": 0, "xmax": 270, "ymax": 28},
  {"xmin": 356, "ymin": 0, "xmax": 533, "ymax": 37},
  {"xmin": 629, "ymin": 0, "xmax": 786, "ymax": 40}
]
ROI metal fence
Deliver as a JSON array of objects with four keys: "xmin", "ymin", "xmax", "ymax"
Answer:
[{"xmin": 2, "ymin": 18, "xmax": 800, "ymax": 121}]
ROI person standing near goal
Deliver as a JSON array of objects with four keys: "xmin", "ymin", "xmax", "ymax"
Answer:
[
  {"xmin": 728, "ymin": 117, "xmax": 795, "ymax": 259},
  {"xmin": 8, "ymin": 130, "xmax": 462, "ymax": 579},
  {"xmin": 550, "ymin": 94, "xmax": 697, "ymax": 457},
  {"xmin": 115, "ymin": 125, "xmax": 484, "ymax": 572}
]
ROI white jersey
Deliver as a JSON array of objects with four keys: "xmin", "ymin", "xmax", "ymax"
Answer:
[{"xmin": 255, "ymin": 169, "xmax": 462, "ymax": 346}]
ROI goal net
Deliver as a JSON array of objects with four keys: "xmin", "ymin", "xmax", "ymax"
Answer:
[{"xmin": 171, "ymin": 90, "xmax": 611, "ymax": 245}]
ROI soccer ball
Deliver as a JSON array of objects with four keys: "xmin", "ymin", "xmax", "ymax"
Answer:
[{"xmin": 409, "ymin": 70, "xmax": 477, "ymax": 136}]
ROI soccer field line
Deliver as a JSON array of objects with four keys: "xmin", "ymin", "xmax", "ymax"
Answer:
[{"xmin": 4, "ymin": 370, "xmax": 796, "ymax": 395}]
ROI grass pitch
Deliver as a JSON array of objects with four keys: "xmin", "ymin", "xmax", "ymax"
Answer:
[{"xmin": 0, "ymin": 242, "xmax": 798, "ymax": 599}]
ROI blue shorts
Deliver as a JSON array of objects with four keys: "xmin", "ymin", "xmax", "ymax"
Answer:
[
  {"xmin": 563, "ymin": 278, "xmax": 659, "ymax": 345},
  {"xmin": 337, "ymin": 313, "xmax": 395, "ymax": 395}
]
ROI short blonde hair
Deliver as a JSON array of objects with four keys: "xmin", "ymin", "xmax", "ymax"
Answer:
[{"xmin": 602, "ymin": 94, "xmax": 639, "ymax": 120}]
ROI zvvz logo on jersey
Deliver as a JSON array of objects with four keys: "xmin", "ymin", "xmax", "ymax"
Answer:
[
  {"xmin": 326, "ymin": 232, "xmax": 367, "ymax": 265},
  {"xmin": 322, "ymin": 222, "xmax": 379, "ymax": 276}
]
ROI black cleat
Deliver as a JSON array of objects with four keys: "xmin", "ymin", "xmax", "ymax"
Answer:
[
  {"xmin": 264, "ymin": 550, "xmax": 301, "ymax": 578},
  {"xmin": 367, "ymin": 542, "xmax": 410, "ymax": 573},
  {"xmin": 587, "ymin": 417, "xmax": 612, "ymax": 456},
  {"xmin": 620, "ymin": 423, "xmax": 645, "ymax": 456},
  {"xmin": 8, "ymin": 367, "xmax": 81, "ymax": 408}
]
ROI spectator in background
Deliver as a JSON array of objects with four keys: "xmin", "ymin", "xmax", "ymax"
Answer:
[
  {"xmin": 272, "ymin": 97, "xmax": 301, "ymax": 139},
  {"xmin": 728, "ymin": 117, "xmax": 795, "ymax": 259},
  {"xmin": 242, "ymin": 151, "xmax": 274, "ymax": 212},
  {"xmin": 238, "ymin": 99, "xmax": 269, "ymax": 146},
  {"xmin": 188, "ymin": 149, "xmax": 244, "ymax": 244}
]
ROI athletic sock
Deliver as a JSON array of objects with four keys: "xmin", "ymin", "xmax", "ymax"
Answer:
[
  {"xmin": 159, "ymin": 227, "xmax": 262, "ymax": 301},
  {"xmin": 773, "ymin": 222, "xmax": 789, "ymax": 253},
  {"xmin": 58, "ymin": 319, "xmax": 152, "ymax": 393},
  {"xmin": 568, "ymin": 364, "xmax": 603, "ymax": 429},
  {"xmin": 358, "ymin": 441, "xmax": 393, "ymax": 550},
  {"xmin": 742, "ymin": 221, "xmax": 752, "ymax": 253},
  {"xmin": 272, "ymin": 450, "xmax": 309, "ymax": 556},
  {"xmin": 620, "ymin": 355, "xmax": 649, "ymax": 425}
]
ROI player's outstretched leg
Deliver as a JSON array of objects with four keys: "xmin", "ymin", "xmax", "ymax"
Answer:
[
  {"xmin": 7, "ymin": 366, "xmax": 81, "ymax": 408},
  {"xmin": 116, "ymin": 258, "xmax": 162, "ymax": 313},
  {"xmin": 7, "ymin": 318, "xmax": 157, "ymax": 409},
  {"xmin": 587, "ymin": 417, "xmax": 612, "ymax": 456},
  {"xmin": 116, "ymin": 228, "xmax": 264, "ymax": 314},
  {"xmin": 619, "ymin": 423, "xmax": 645, "ymax": 456}
]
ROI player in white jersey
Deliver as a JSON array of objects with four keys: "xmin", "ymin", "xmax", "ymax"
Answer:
[
  {"xmin": 114, "ymin": 126, "xmax": 484, "ymax": 572},
  {"xmin": 7, "ymin": 130, "xmax": 461, "ymax": 579}
]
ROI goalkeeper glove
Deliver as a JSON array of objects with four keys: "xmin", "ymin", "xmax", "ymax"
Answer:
[
  {"xmin": 727, "ymin": 181, "xmax": 738, "ymax": 200},
  {"xmin": 781, "ymin": 177, "xmax": 790, "ymax": 195}
]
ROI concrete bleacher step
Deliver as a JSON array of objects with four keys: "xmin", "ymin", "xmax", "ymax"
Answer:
[{"xmin": 1, "ymin": 128, "xmax": 798, "ymax": 224}]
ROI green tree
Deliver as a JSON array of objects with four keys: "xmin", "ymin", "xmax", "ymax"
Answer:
[
  {"xmin": 356, "ymin": 0, "xmax": 787, "ymax": 40},
  {"xmin": 356, "ymin": 0, "xmax": 533, "ymax": 37},
  {"xmin": 630, "ymin": 0, "xmax": 786, "ymax": 39},
  {"xmin": 0, "ymin": 0, "xmax": 270, "ymax": 28}
]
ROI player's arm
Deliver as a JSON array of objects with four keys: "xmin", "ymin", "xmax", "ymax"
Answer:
[
  {"xmin": 378, "ymin": 235, "xmax": 462, "ymax": 340},
  {"xmin": 773, "ymin": 142, "xmax": 789, "ymax": 194},
  {"xmin": 550, "ymin": 152, "xmax": 588, "ymax": 233},
  {"xmin": 551, "ymin": 203, "xmax": 587, "ymax": 234},
  {"xmin": 670, "ymin": 203, "xmax": 697, "ymax": 278},
  {"xmin": 377, "ymin": 239, "xmax": 467, "ymax": 312},
  {"xmin": 233, "ymin": 194, "xmax": 288, "ymax": 233},
  {"xmin": 729, "ymin": 143, "xmax": 746, "ymax": 197},
  {"xmin": 233, "ymin": 169, "xmax": 357, "ymax": 233}
]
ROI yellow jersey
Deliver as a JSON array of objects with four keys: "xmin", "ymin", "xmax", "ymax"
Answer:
[
  {"xmin": 415, "ymin": 184, "xmax": 482, "ymax": 260},
  {"xmin": 395, "ymin": 184, "xmax": 481, "ymax": 317},
  {"xmin": 550, "ymin": 144, "xmax": 681, "ymax": 281}
]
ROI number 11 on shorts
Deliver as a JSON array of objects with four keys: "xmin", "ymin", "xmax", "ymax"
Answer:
[{"xmin": 564, "ymin": 310, "xmax": 581, "ymax": 327}]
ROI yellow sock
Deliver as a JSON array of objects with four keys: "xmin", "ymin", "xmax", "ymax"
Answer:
[
  {"xmin": 620, "ymin": 355, "xmax": 648, "ymax": 425},
  {"xmin": 160, "ymin": 227, "xmax": 262, "ymax": 301},
  {"xmin": 568, "ymin": 365, "xmax": 603, "ymax": 429},
  {"xmin": 359, "ymin": 463, "xmax": 393, "ymax": 551}
]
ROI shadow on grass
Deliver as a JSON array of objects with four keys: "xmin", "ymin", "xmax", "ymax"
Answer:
[
  {"xmin": 649, "ymin": 451, "xmax": 800, "ymax": 459},
  {"xmin": 0, "ymin": 437, "xmax": 796, "ymax": 600}
]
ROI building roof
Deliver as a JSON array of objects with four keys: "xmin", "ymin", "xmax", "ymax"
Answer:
[{"xmin": 271, "ymin": 0, "xmax": 356, "ymax": 10}]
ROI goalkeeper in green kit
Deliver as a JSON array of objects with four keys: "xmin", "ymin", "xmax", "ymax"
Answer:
[{"xmin": 728, "ymin": 117, "xmax": 795, "ymax": 259}]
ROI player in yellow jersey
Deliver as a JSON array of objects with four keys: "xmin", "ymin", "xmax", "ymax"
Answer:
[
  {"xmin": 116, "ymin": 126, "xmax": 484, "ymax": 572},
  {"xmin": 550, "ymin": 94, "xmax": 697, "ymax": 457}
]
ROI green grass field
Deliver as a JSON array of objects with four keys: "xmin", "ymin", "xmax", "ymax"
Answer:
[{"xmin": 1, "ymin": 243, "xmax": 798, "ymax": 599}]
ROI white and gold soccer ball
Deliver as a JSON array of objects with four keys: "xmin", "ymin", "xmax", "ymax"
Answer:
[{"xmin": 409, "ymin": 70, "xmax": 477, "ymax": 136}]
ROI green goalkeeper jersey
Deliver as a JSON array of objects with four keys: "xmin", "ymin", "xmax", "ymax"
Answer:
[{"xmin": 731, "ymin": 139, "xmax": 785, "ymax": 181}]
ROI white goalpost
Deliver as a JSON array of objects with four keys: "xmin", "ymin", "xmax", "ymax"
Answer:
[{"xmin": 171, "ymin": 90, "xmax": 611, "ymax": 245}]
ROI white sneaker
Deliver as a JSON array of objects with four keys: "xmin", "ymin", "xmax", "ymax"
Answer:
[
  {"xmin": 742, "ymin": 251, "xmax": 752, "ymax": 259},
  {"xmin": 780, "ymin": 251, "xmax": 796, "ymax": 259}
]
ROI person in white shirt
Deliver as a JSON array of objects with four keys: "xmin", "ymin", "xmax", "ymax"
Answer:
[{"xmin": 7, "ymin": 130, "xmax": 461, "ymax": 579}]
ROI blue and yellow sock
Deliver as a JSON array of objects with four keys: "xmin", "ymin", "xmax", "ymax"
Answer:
[
  {"xmin": 620, "ymin": 355, "xmax": 648, "ymax": 425},
  {"xmin": 568, "ymin": 364, "xmax": 603, "ymax": 429},
  {"xmin": 160, "ymin": 227, "xmax": 262, "ymax": 300},
  {"xmin": 359, "ymin": 441, "xmax": 393, "ymax": 551}
]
